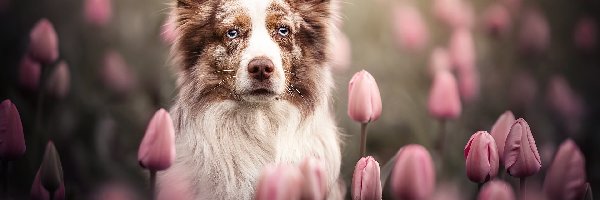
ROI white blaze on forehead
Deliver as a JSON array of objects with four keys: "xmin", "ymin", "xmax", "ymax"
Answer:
[{"xmin": 236, "ymin": 0, "xmax": 286, "ymax": 96}]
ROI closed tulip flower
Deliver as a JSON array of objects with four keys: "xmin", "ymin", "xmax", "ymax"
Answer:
[
  {"xmin": 428, "ymin": 47, "xmax": 451, "ymax": 77},
  {"xmin": 543, "ymin": 139, "xmax": 587, "ymax": 200},
  {"xmin": 102, "ymin": 50, "xmax": 137, "ymax": 95},
  {"xmin": 0, "ymin": 99, "xmax": 26, "ymax": 160},
  {"xmin": 19, "ymin": 55, "xmax": 41, "ymax": 91},
  {"xmin": 574, "ymin": 17, "xmax": 597, "ymax": 51},
  {"xmin": 483, "ymin": 4, "xmax": 511, "ymax": 37},
  {"xmin": 299, "ymin": 157, "xmax": 327, "ymax": 200},
  {"xmin": 138, "ymin": 109, "xmax": 176, "ymax": 171},
  {"xmin": 449, "ymin": 28, "xmax": 476, "ymax": 73},
  {"xmin": 352, "ymin": 156, "xmax": 382, "ymax": 200},
  {"xmin": 428, "ymin": 70, "xmax": 461, "ymax": 119},
  {"xmin": 391, "ymin": 144, "xmax": 436, "ymax": 200},
  {"xmin": 348, "ymin": 70, "xmax": 382, "ymax": 123},
  {"xmin": 39, "ymin": 141, "xmax": 64, "ymax": 194},
  {"xmin": 46, "ymin": 61, "xmax": 70, "ymax": 98},
  {"xmin": 392, "ymin": 4, "xmax": 429, "ymax": 52},
  {"xmin": 504, "ymin": 118, "xmax": 541, "ymax": 177},
  {"xmin": 31, "ymin": 168, "xmax": 66, "ymax": 200},
  {"xmin": 84, "ymin": 0, "xmax": 112, "ymax": 26},
  {"xmin": 477, "ymin": 180, "xmax": 516, "ymax": 200},
  {"xmin": 518, "ymin": 9, "xmax": 550, "ymax": 54},
  {"xmin": 490, "ymin": 111, "xmax": 516, "ymax": 165},
  {"xmin": 464, "ymin": 131, "xmax": 499, "ymax": 183},
  {"xmin": 29, "ymin": 19, "xmax": 59, "ymax": 64},
  {"xmin": 256, "ymin": 165, "xmax": 303, "ymax": 200}
]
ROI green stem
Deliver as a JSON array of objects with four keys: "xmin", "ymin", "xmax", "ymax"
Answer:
[
  {"xmin": 150, "ymin": 170, "xmax": 157, "ymax": 200},
  {"xmin": 360, "ymin": 123, "xmax": 368, "ymax": 157}
]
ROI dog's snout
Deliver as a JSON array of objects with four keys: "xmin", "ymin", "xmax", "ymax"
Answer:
[{"xmin": 247, "ymin": 58, "xmax": 274, "ymax": 81}]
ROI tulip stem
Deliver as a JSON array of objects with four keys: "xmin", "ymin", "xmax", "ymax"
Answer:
[
  {"xmin": 149, "ymin": 170, "xmax": 157, "ymax": 199},
  {"xmin": 360, "ymin": 123, "xmax": 368, "ymax": 157},
  {"xmin": 435, "ymin": 120, "xmax": 446, "ymax": 155},
  {"xmin": 520, "ymin": 177, "xmax": 526, "ymax": 200}
]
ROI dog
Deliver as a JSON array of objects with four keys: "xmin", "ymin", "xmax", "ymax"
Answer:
[{"xmin": 158, "ymin": 0, "xmax": 343, "ymax": 199}]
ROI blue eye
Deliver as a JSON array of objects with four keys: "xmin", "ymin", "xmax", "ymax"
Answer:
[
  {"xmin": 226, "ymin": 29, "xmax": 239, "ymax": 39},
  {"xmin": 277, "ymin": 27, "xmax": 289, "ymax": 36}
]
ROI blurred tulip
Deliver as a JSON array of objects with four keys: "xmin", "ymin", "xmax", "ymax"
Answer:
[
  {"xmin": 431, "ymin": 181, "xmax": 464, "ymax": 200},
  {"xmin": 543, "ymin": 139, "xmax": 586, "ymax": 200},
  {"xmin": 391, "ymin": 144, "xmax": 436, "ymax": 200},
  {"xmin": 519, "ymin": 9, "xmax": 550, "ymax": 54},
  {"xmin": 449, "ymin": 28, "xmax": 475, "ymax": 73},
  {"xmin": 490, "ymin": 111, "xmax": 516, "ymax": 165},
  {"xmin": 31, "ymin": 168, "xmax": 66, "ymax": 200},
  {"xmin": 464, "ymin": 131, "xmax": 499, "ymax": 183},
  {"xmin": 19, "ymin": 55, "xmax": 41, "ymax": 91},
  {"xmin": 483, "ymin": 4, "xmax": 511, "ymax": 37},
  {"xmin": 504, "ymin": 118, "xmax": 541, "ymax": 177},
  {"xmin": 500, "ymin": 0, "xmax": 521, "ymax": 13},
  {"xmin": 347, "ymin": 70, "xmax": 382, "ymax": 123},
  {"xmin": 46, "ymin": 61, "xmax": 70, "ymax": 98},
  {"xmin": 138, "ymin": 109, "xmax": 176, "ymax": 170},
  {"xmin": 546, "ymin": 76, "xmax": 584, "ymax": 134},
  {"xmin": 428, "ymin": 47, "xmax": 451, "ymax": 77},
  {"xmin": 94, "ymin": 182, "xmax": 138, "ymax": 200},
  {"xmin": 432, "ymin": 0, "xmax": 474, "ymax": 29},
  {"xmin": 299, "ymin": 157, "xmax": 327, "ymax": 200},
  {"xmin": 457, "ymin": 68, "xmax": 479, "ymax": 102},
  {"xmin": 39, "ymin": 141, "xmax": 64, "ymax": 194},
  {"xmin": 428, "ymin": 70, "xmax": 461, "ymax": 119},
  {"xmin": 102, "ymin": 50, "xmax": 137, "ymax": 95},
  {"xmin": 391, "ymin": 4, "xmax": 429, "ymax": 52},
  {"xmin": 509, "ymin": 71, "xmax": 537, "ymax": 108},
  {"xmin": 161, "ymin": 13, "xmax": 177, "ymax": 45},
  {"xmin": 574, "ymin": 17, "xmax": 597, "ymax": 51},
  {"xmin": 29, "ymin": 19, "xmax": 59, "ymax": 64},
  {"xmin": 477, "ymin": 180, "xmax": 516, "ymax": 200},
  {"xmin": 84, "ymin": 0, "xmax": 112, "ymax": 26},
  {"xmin": 351, "ymin": 156, "xmax": 381, "ymax": 200},
  {"xmin": 583, "ymin": 183, "xmax": 593, "ymax": 200},
  {"xmin": 331, "ymin": 29, "xmax": 351, "ymax": 72},
  {"xmin": 256, "ymin": 165, "xmax": 303, "ymax": 200},
  {"xmin": 0, "ymin": 99, "xmax": 26, "ymax": 160}
]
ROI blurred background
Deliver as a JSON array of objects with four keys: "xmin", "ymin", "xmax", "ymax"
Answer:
[{"xmin": 1, "ymin": 0, "xmax": 599, "ymax": 199}]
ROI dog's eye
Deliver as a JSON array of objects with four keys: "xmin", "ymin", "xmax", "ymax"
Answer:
[
  {"xmin": 277, "ymin": 26, "xmax": 289, "ymax": 37},
  {"xmin": 226, "ymin": 29, "xmax": 239, "ymax": 39}
]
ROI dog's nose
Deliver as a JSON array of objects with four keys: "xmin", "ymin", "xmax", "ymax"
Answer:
[{"xmin": 247, "ymin": 58, "xmax": 274, "ymax": 81}]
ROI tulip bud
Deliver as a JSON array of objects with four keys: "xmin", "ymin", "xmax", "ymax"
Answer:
[
  {"xmin": 504, "ymin": 118, "xmax": 541, "ymax": 177},
  {"xmin": 519, "ymin": 9, "xmax": 550, "ymax": 54},
  {"xmin": 391, "ymin": 144, "xmax": 436, "ymax": 200},
  {"xmin": 449, "ymin": 28, "xmax": 475, "ymax": 73},
  {"xmin": 352, "ymin": 156, "xmax": 382, "ymax": 200},
  {"xmin": 428, "ymin": 47, "xmax": 451, "ymax": 77},
  {"xmin": 574, "ymin": 17, "xmax": 597, "ymax": 51},
  {"xmin": 477, "ymin": 180, "xmax": 516, "ymax": 200},
  {"xmin": 0, "ymin": 99, "xmax": 26, "ymax": 160},
  {"xmin": 347, "ymin": 70, "xmax": 382, "ymax": 123},
  {"xmin": 19, "ymin": 55, "xmax": 42, "ymax": 91},
  {"xmin": 392, "ymin": 4, "xmax": 429, "ymax": 52},
  {"xmin": 29, "ymin": 19, "xmax": 59, "ymax": 64},
  {"xmin": 94, "ymin": 182, "xmax": 138, "ymax": 200},
  {"xmin": 457, "ymin": 67, "xmax": 480, "ymax": 103},
  {"xmin": 432, "ymin": 0, "xmax": 474, "ymax": 29},
  {"xmin": 465, "ymin": 131, "xmax": 499, "ymax": 183},
  {"xmin": 138, "ymin": 109, "xmax": 176, "ymax": 171},
  {"xmin": 84, "ymin": 0, "xmax": 112, "ymax": 26},
  {"xmin": 483, "ymin": 4, "xmax": 511, "ymax": 37},
  {"xmin": 31, "ymin": 168, "xmax": 66, "ymax": 200},
  {"xmin": 490, "ymin": 111, "xmax": 516, "ymax": 165},
  {"xmin": 101, "ymin": 50, "xmax": 136, "ymax": 95},
  {"xmin": 46, "ymin": 61, "xmax": 70, "ymax": 98},
  {"xmin": 546, "ymin": 76, "xmax": 584, "ymax": 124},
  {"xmin": 299, "ymin": 157, "xmax": 327, "ymax": 200},
  {"xmin": 256, "ymin": 165, "xmax": 303, "ymax": 200},
  {"xmin": 543, "ymin": 139, "xmax": 586, "ymax": 200},
  {"xmin": 428, "ymin": 70, "xmax": 461, "ymax": 119},
  {"xmin": 39, "ymin": 141, "xmax": 64, "ymax": 193}
]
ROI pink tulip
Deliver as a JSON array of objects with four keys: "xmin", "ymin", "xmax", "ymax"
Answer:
[
  {"xmin": 504, "ymin": 118, "xmax": 541, "ymax": 177},
  {"xmin": 483, "ymin": 4, "xmax": 511, "ymax": 37},
  {"xmin": 518, "ymin": 9, "xmax": 550, "ymax": 54},
  {"xmin": 331, "ymin": 29, "xmax": 351, "ymax": 72},
  {"xmin": 500, "ymin": 0, "xmax": 521, "ymax": 14},
  {"xmin": 101, "ymin": 50, "xmax": 136, "ymax": 95},
  {"xmin": 84, "ymin": 0, "xmax": 112, "ymax": 26},
  {"xmin": 29, "ymin": 19, "xmax": 59, "ymax": 64},
  {"xmin": 490, "ymin": 111, "xmax": 516, "ymax": 165},
  {"xmin": 94, "ymin": 183, "xmax": 138, "ymax": 200},
  {"xmin": 428, "ymin": 70, "xmax": 461, "ymax": 119},
  {"xmin": 449, "ymin": 28, "xmax": 476, "ymax": 73},
  {"xmin": 256, "ymin": 165, "xmax": 303, "ymax": 200},
  {"xmin": 543, "ymin": 139, "xmax": 587, "ymax": 200},
  {"xmin": 46, "ymin": 61, "xmax": 70, "ymax": 98},
  {"xmin": 391, "ymin": 144, "xmax": 436, "ymax": 200},
  {"xmin": 299, "ymin": 157, "xmax": 327, "ymax": 200},
  {"xmin": 464, "ymin": 131, "xmax": 499, "ymax": 183},
  {"xmin": 31, "ymin": 168, "xmax": 66, "ymax": 200},
  {"xmin": 351, "ymin": 156, "xmax": 382, "ymax": 200},
  {"xmin": 348, "ymin": 70, "xmax": 382, "ymax": 123},
  {"xmin": 509, "ymin": 71, "xmax": 537, "ymax": 108},
  {"xmin": 431, "ymin": 181, "xmax": 464, "ymax": 200},
  {"xmin": 0, "ymin": 99, "xmax": 26, "ymax": 160},
  {"xmin": 546, "ymin": 76, "xmax": 584, "ymax": 134},
  {"xmin": 161, "ymin": 13, "xmax": 177, "ymax": 45},
  {"xmin": 477, "ymin": 180, "xmax": 516, "ymax": 200},
  {"xmin": 574, "ymin": 17, "xmax": 597, "ymax": 51},
  {"xmin": 391, "ymin": 4, "xmax": 429, "ymax": 52},
  {"xmin": 138, "ymin": 109, "xmax": 176, "ymax": 171},
  {"xmin": 428, "ymin": 47, "xmax": 451, "ymax": 77},
  {"xmin": 457, "ymin": 68, "xmax": 479, "ymax": 102},
  {"xmin": 19, "ymin": 55, "xmax": 41, "ymax": 91},
  {"xmin": 432, "ymin": 0, "xmax": 474, "ymax": 29}
]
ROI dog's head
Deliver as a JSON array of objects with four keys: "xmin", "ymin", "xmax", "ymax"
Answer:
[{"xmin": 172, "ymin": 0, "xmax": 333, "ymax": 113}]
